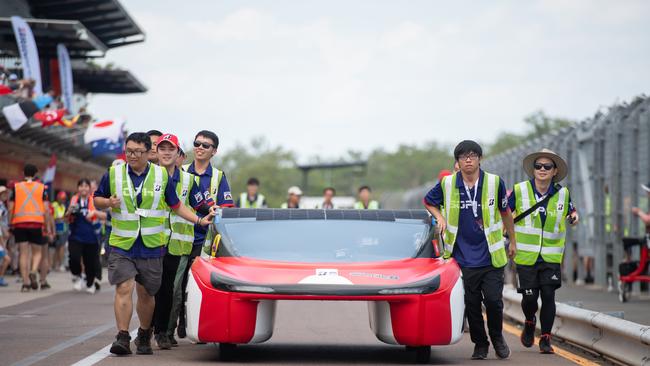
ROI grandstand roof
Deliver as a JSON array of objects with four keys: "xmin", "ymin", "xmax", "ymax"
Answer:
[{"xmin": 73, "ymin": 67, "xmax": 146, "ymax": 94}]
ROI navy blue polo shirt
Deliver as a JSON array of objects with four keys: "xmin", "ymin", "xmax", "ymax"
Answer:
[
  {"xmin": 68, "ymin": 196, "xmax": 98, "ymax": 244},
  {"xmin": 508, "ymin": 180, "xmax": 576, "ymax": 263},
  {"xmin": 95, "ymin": 163, "xmax": 180, "ymax": 259},
  {"xmin": 184, "ymin": 162, "xmax": 234, "ymax": 245},
  {"xmin": 424, "ymin": 170, "xmax": 509, "ymax": 268}
]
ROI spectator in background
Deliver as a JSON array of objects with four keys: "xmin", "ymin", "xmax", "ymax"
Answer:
[
  {"xmin": 281, "ymin": 186, "xmax": 302, "ymax": 208},
  {"xmin": 147, "ymin": 130, "xmax": 163, "ymax": 164},
  {"xmin": 632, "ymin": 182, "xmax": 650, "ymax": 233},
  {"xmin": 51, "ymin": 191, "xmax": 68, "ymax": 272},
  {"xmin": 354, "ymin": 186, "xmax": 379, "ymax": 210},
  {"xmin": 9, "ymin": 164, "xmax": 54, "ymax": 292},
  {"xmin": 8, "ymin": 74, "xmax": 19, "ymax": 91},
  {"xmin": 0, "ymin": 186, "xmax": 11, "ymax": 287},
  {"xmin": 237, "ymin": 177, "xmax": 267, "ymax": 208},
  {"xmin": 67, "ymin": 179, "xmax": 106, "ymax": 294},
  {"xmin": 175, "ymin": 149, "xmax": 186, "ymax": 169},
  {"xmin": 317, "ymin": 187, "xmax": 336, "ymax": 209}
]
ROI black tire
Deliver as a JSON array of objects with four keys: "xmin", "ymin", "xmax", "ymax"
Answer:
[
  {"xmin": 415, "ymin": 346, "xmax": 431, "ymax": 364},
  {"xmin": 219, "ymin": 343, "xmax": 237, "ymax": 361}
]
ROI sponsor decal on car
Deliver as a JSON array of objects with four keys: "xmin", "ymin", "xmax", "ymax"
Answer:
[{"xmin": 349, "ymin": 272, "xmax": 400, "ymax": 280}]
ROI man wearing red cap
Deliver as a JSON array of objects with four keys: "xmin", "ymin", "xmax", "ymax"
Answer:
[{"xmin": 152, "ymin": 133, "xmax": 215, "ymax": 349}]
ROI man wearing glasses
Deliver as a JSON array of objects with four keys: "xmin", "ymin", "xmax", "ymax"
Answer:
[
  {"xmin": 508, "ymin": 148, "xmax": 578, "ymax": 355},
  {"xmin": 424, "ymin": 140, "xmax": 516, "ymax": 360},
  {"xmin": 94, "ymin": 132, "xmax": 215, "ymax": 356},
  {"xmin": 176, "ymin": 130, "xmax": 234, "ymax": 337}
]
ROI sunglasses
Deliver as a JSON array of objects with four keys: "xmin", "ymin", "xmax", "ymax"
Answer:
[
  {"xmin": 193, "ymin": 141, "xmax": 214, "ymax": 149},
  {"xmin": 534, "ymin": 163, "xmax": 555, "ymax": 171}
]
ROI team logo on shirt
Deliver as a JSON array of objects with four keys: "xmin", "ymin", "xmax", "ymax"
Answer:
[
  {"xmin": 194, "ymin": 192, "xmax": 202, "ymax": 201},
  {"xmin": 154, "ymin": 184, "xmax": 161, "ymax": 192},
  {"xmin": 488, "ymin": 198, "xmax": 495, "ymax": 206},
  {"xmin": 557, "ymin": 203, "xmax": 564, "ymax": 211},
  {"xmin": 501, "ymin": 197, "xmax": 508, "ymax": 209},
  {"xmin": 224, "ymin": 191, "xmax": 233, "ymax": 201}
]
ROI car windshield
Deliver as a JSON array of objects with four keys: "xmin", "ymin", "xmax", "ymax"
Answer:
[{"xmin": 216, "ymin": 219, "xmax": 431, "ymax": 263}]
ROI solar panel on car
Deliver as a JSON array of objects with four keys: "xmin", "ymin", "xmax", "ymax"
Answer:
[{"xmin": 219, "ymin": 209, "xmax": 427, "ymax": 222}]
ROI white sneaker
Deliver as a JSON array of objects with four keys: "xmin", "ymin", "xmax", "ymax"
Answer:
[
  {"xmin": 85, "ymin": 285, "xmax": 96, "ymax": 294},
  {"xmin": 575, "ymin": 278, "xmax": 585, "ymax": 286},
  {"xmin": 73, "ymin": 276, "xmax": 83, "ymax": 291}
]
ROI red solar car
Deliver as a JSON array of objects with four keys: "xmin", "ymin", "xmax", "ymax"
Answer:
[{"xmin": 186, "ymin": 209, "xmax": 464, "ymax": 363}]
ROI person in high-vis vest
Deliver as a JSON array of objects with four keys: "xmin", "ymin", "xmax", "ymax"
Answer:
[
  {"xmin": 151, "ymin": 134, "xmax": 214, "ymax": 349},
  {"xmin": 237, "ymin": 177, "xmax": 267, "ymax": 208},
  {"xmin": 94, "ymin": 132, "xmax": 215, "ymax": 356},
  {"xmin": 316, "ymin": 187, "xmax": 336, "ymax": 209},
  {"xmin": 178, "ymin": 130, "xmax": 233, "ymax": 338},
  {"xmin": 508, "ymin": 148, "xmax": 578, "ymax": 354},
  {"xmin": 51, "ymin": 190, "xmax": 68, "ymax": 272},
  {"xmin": 9, "ymin": 164, "xmax": 54, "ymax": 292},
  {"xmin": 281, "ymin": 186, "xmax": 303, "ymax": 208},
  {"xmin": 354, "ymin": 185, "xmax": 379, "ymax": 209},
  {"xmin": 424, "ymin": 140, "xmax": 517, "ymax": 360}
]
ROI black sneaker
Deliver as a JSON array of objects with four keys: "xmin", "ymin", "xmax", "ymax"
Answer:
[
  {"xmin": 492, "ymin": 336, "xmax": 511, "ymax": 359},
  {"xmin": 94, "ymin": 279, "xmax": 101, "ymax": 291},
  {"xmin": 170, "ymin": 334, "xmax": 178, "ymax": 347},
  {"xmin": 21, "ymin": 284, "xmax": 30, "ymax": 292},
  {"xmin": 471, "ymin": 344, "xmax": 489, "ymax": 360},
  {"xmin": 29, "ymin": 272, "xmax": 38, "ymax": 290},
  {"xmin": 520, "ymin": 317, "xmax": 536, "ymax": 348},
  {"xmin": 134, "ymin": 328, "xmax": 153, "ymax": 355},
  {"xmin": 539, "ymin": 333, "xmax": 554, "ymax": 354},
  {"xmin": 155, "ymin": 333, "xmax": 172, "ymax": 350},
  {"xmin": 40, "ymin": 281, "xmax": 51, "ymax": 290},
  {"xmin": 110, "ymin": 330, "xmax": 132, "ymax": 355}
]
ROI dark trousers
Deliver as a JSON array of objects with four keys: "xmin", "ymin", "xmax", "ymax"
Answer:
[
  {"xmin": 153, "ymin": 252, "xmax": 181, "ymax": 334},
  {"xmin": 461, "ymin": 266, "xmax": 505, "ymax": 347},
  {"xmin": 178, "ymin": 245, "xmax": 202, "ymax": 331},
  {"xmin": 69, "ymin": 240, "xmax": 101, "ymax": 288},
  {"xmin": 521, "ymin": 285, "xmax": 556, "ymax": 334}
]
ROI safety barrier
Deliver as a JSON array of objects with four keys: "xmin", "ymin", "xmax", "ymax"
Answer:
[{"xmin": 502, "ymin": 286, "xmax": 650, "ymax": 366}]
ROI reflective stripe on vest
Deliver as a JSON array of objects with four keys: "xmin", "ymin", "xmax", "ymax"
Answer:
[
  {"xmin": 441, "ymin": 172, "xmax": 507, "ymax": 268},
  {"xmin": 109, "ymin": 163, "xmax": 171, "ymax": 250},
  {"xmin": 239, "ymin": 192, "xmax": 265, "ymax": 208},
  {"xmin": 168, "ymin": 170, "xmax": 195, "ymax": 256},
  {"xmin": 12, "ymin": 181, "xmax": 45, "ymax": 225},
  {"xmin": 513, "ymin": 181, "xmax": 570, "ymax": 265},
  {"xmin": 353, "ymin": 200, "xmax": 379, "ymax": 209}
]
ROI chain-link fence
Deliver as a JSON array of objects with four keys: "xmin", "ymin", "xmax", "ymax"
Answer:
[{"xmin": 482, "ymin": 96, "xmax": 650, "ymax": 292}]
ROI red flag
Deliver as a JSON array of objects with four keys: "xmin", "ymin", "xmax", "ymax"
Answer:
[{"xmin": 34, "ymin": 109, "xmax": 66, "ymax": 127}]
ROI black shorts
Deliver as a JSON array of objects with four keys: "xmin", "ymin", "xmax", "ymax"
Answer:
[
  {"xmin": 13, "ymin": 227, "xmax": 45, "ymax": 245},
  {"xmin": 516, "ymin": 261, "xmax": 561, "ymax": 292}
]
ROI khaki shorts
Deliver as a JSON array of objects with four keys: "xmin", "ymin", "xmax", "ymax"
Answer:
[{"xmin": 107, "ymin": 251, "xmax": 163, "ymax": 296}]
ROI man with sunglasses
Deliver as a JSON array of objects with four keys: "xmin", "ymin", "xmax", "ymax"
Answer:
[
  {"xmin": 94, "ymin": 132, "xmax": 215, "ymax": 356},
  {"xmin": 424, "ymin": 140, "xmax": 516, "ymax": 360},
  {"xmin": 508, "ymin": 148, "xmax": 578, "ymax": 354},
  {"xmin": 177, "ymin": 130, "xmax": 234, "ymax": 337}
]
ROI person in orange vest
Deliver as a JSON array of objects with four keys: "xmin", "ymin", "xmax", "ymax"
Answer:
[{"xmin": 9, "ymin": 164, "xmax": 54, "ymax": 292}]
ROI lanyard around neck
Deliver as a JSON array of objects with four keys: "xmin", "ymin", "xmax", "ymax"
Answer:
[
  {"xmin": 125, "ymin": 164, "xmax": 147, "ymax": 208},
  {"xmin": 464, "ymin": 179, "xmax": 479, "ymax": 218}
]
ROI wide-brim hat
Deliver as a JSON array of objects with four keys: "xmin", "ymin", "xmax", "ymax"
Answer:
[{"xmin": 523, "ymin": 148, "xmax": 568, "ymax": 182}]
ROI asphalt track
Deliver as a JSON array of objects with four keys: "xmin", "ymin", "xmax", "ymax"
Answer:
[{"xmin": 0, "ymin": 285, "xmax": 610, "ymax": 366}]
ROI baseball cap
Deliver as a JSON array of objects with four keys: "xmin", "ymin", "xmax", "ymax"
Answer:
[
  {"xmin": 57, "ymin": 191, "xmax": 67, "ymax": 199},
  {"xmin": 288, "ymin": 186, "xmax": 303, "ymax": 196},
  {"xmin": 8, "ymin": 74, "xmax": 18, "ymax": 81},
  {"xmin": 0, "ymin": 186, "xmax": 7, "ymax": 194},
  {"xmin": 157, "ymin": 133, "xmax": 180, "ymax": 149}
]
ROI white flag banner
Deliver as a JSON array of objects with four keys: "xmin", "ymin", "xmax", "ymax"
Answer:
[
  {"xmin": 84, "ymin": 120, "xmax": 124, "ymax": 144},
  {"xmin": 57, "ymin": 44, "xmax": 74, "ymax": 113},
  {"xmin": 10, "ymin": 16, "xmax": 42, "ymax": 95}
]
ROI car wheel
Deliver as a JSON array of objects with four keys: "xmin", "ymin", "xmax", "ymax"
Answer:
[
  {"xmin": 414, "ymin": 346, "xmax": 431, "ymax": 364},
  {"xmin": 219, "ymin": 343, "xmax": 237, "ymax": 361}
]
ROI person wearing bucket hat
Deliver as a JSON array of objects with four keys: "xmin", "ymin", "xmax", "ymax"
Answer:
[
  {"xmin": 631, "ymin": 182, "xmax": 650, "ymax": 235},
  {"xmin": 281, "ymin": 186, "xmax": 303, "ymax": 208},
  {"xmin": 424, "ymin": 140, "xmax": 517, "ymax": 360},
  {"xmin": 508, "ymin": 148, "xmax": 578, "ymax": 354}
]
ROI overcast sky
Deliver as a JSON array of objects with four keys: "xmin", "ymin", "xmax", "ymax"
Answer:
[{"xmin": 91, "ymin": 0, "xmax": 650, "ymax": 160}]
